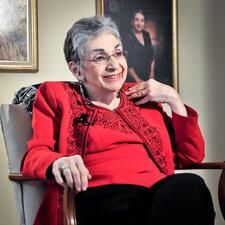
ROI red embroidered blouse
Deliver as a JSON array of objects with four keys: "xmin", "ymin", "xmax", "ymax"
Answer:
[{"xmin": 20, "ymin": 81, "xmax": 205, "ymax": 225}]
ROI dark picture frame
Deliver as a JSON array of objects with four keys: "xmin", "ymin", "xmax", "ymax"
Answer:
[
  {"xmin": 96, "ymin": 0, "xmax": 178, "ymax": 90},
  {"xmin": 0, "ymin": 0, "xmax": 38, "ymax": 73}
]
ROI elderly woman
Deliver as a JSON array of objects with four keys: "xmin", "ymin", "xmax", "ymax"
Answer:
[{"xmin": 21, "ymin": 16, "xmax": 215, "ymax": 225}]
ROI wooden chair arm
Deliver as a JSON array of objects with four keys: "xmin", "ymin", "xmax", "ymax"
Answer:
[
  {"xmin": 8, "ymin": 173, "xmax": 39, "ymax": 181},
  {"xmin": 181, "ymin": 162, "xmax": 225, "ymax": 170},
  {"xmin": 8, "ymin": 173, "xmax": 77, "ymax": 225}
]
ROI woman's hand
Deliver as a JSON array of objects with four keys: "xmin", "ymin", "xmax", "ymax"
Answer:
[
  {"xmin": 52, "ymin": 155, "xmax": 91, "ymax": 192},
  {"xmin": 125, "ymin": 79, "xmax": 187, "ymax": 116}
]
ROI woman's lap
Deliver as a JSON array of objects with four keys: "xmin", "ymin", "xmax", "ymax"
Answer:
[
  {"xmin": 75, "ymin": 184, "xmax": 145, "ymax": 225},
  {"xmin": 75, "ymin": 173, "xmax": 215, "ymax": 225},
  {"xmin": 136, "ymin": 173, "xmax": 215, "ymax": 225}
]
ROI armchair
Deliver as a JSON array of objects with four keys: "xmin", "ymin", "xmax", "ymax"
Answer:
[
  {"xmin": 0, "ymin": 103, "xmax": 225, "ymax": 225},
  {"xmin": 0, "ymin": 104, "xmax": 75, "ymax": 225}
]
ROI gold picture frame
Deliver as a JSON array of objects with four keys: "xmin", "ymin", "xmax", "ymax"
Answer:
[
  {"xmin": 0, "ymin": 0, "xmax": 38, "ymax": 73},
  {"xmin": 96, "ymin": 0, "xmax": 178, "ymax": 90}
]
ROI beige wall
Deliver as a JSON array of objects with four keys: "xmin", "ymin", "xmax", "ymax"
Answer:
[
  {"xmin": 0, "ymin": 0, "xmax": 224, "ymax": 224},
  {"xmin": 178, "ymin": 0, "xmax": 225, "ymax": 224}
]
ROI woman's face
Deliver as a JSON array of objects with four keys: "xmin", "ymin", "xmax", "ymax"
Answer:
[
  {"xmin": 80, "ymin": 33, "xmax": 127, "ymax": 98},
  {"xmin": 132, "ymin": 12, "xmax": 145, "ymax": 32}
]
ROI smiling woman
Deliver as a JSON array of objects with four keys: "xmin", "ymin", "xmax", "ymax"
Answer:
[
  {"xmin": 20, "ymin": 15, "xmax": 215, "ymax": 225},
  {"xmin": 68, "ymin": 32, "xmax": 127, "ymax": 108},
  {"xmin": 124, "ymin": 10, "xmax": 155, "ymax": 83}
]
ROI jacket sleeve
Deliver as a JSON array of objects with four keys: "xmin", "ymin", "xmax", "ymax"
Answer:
[
  {"xmin": 162, "ymin": 105, "xmax": 205, "ymax": 168},
  {"xmin": 20, "ymin": 82, "xmax": 69, "ymax": 179}
]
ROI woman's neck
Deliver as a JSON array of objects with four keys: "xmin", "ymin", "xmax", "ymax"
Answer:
[
  {"xmin": 91, "ymin": 97, "xmax": 120, "ymax": 110},
  {"xmin": 85, "ymin": 87, "xmax": 120, "ymax": 110},
  {"xmin": 91, "ymin": 94, "xmax": 120, "ymax": 110},
  {"xmin": 91, "ymin": 93, "xmax": 118, "ymax": 104},
  {"xmin": 132, "ymin": 28, "xmax": 142, "ymax": 34},
  {"xmin": 133, "ymin": 30, "xmax": 144, "ymax": 45}
]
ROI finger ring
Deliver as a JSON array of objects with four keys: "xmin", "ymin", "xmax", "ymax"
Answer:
[
  {"xmin": 141, "ymin": 91, "xmax": 145, "ymax": 95},
  {"xmin": 61, "ymin": 165, "xmax": 69, "ymax": 170}
]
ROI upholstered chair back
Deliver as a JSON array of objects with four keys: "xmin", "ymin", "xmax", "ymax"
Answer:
[{"xmin": 0, "ymin": 104, "xmax": 47, "ymax": 225}]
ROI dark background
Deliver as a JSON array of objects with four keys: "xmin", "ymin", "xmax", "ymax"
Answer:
[{"xmin": 103, "ymin": 0, "xmax": 173, "ymax": 86}]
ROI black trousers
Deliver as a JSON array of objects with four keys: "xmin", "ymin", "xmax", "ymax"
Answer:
[{"xmin": 75, "ymin": 173, "xmax": 215, "ymax": 225}]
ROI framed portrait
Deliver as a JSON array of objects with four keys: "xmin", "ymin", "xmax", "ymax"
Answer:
[
  {"xmin": 0, "ymin": 0, "xmax": 38, "ymax": 73},
  {"xmin": 96, "ymin": 0, "xmax": 178, "ymax": 90}
]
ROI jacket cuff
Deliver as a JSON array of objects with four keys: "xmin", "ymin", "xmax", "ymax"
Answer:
[
  {"xmin": 171, "ymin": 105, "xmax": 199, "ymax": 140},
  {"xmin": 172, "ymin": 105, "xmax": 198, "ymax": 122}
]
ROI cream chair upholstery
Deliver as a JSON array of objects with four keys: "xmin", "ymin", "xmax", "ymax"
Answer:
[{"xmin": 0, "ymin": 104, "xmax": 46, "ymax": 225}]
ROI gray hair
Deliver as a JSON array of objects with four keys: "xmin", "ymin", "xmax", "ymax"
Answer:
[{"xmin": 64, "ymin": 16, "xmax": 121, "ymax": 65}]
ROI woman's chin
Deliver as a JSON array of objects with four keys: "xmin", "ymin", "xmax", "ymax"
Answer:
[{"xmin": 103, "ymin": 82, "xmax": 123, "ymax": 93}]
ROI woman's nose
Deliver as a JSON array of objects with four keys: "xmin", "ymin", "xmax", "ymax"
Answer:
[{"xmin": 106, "ymin": 57, "xmax": 120, "ymax": 71}]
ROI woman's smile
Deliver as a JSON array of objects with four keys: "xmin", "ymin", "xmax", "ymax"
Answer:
[{"xmin": 103, "ymin": 72, "xmax": 122, "ymax": 81}]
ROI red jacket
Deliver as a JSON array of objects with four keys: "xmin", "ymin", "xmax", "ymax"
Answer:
[{"xmin": 21, "ymin": 81, "xmax": 204, "ymax": 225}]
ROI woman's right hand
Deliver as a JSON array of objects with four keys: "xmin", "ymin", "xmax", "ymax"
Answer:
[{"xmin": 52, "ymin": 155, "xmax": 92, "ymax": 191}]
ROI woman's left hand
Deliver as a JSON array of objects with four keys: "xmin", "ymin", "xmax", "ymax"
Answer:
[{"xmin": 125, "ymin": 79, "xmax": 187, "ymax": 116}]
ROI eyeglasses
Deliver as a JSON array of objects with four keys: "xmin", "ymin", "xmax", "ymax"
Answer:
[{"xmin": 82, "ymin": 50, "xmax": 127, "ymax": 65}]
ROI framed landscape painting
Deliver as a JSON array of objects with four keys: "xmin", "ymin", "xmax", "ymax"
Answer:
[{"xmin": 0, "ymin": 0, "xmax": 38, "ymax": 72}]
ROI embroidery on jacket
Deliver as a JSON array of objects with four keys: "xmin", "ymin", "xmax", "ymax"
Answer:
[
  {"xmin": 63, "ymin": 82, "xmax": 84, "ymax": 155},
  {"xmin": 94, "ymin": 111, "xmax": 133, "ymax": 134},
  {"xmin": 56, "ymin": 82, "xmax": 84, "ymax": 225},
  {"xmin": 120, "ymin": 89, "xmax": 169, "ymax": 175}
]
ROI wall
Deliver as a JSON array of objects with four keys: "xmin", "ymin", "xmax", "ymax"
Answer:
[
  {"xmin": 178, "ymin": 0, "xmax": 225, "ymax": 224},
  {"xmin": 0, "ymin": 0, "xmax": 225, "ymax": 224}
]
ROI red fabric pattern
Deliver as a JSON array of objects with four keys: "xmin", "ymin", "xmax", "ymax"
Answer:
[
  {"xmin": 116, "ymin": 104, "xmax": 168, "ymax": 175},
  {"xmin": 94, "ymin": 110, "xmax": 134, "ymax": 134},
  {"xmin": 63, "ymin": 82, "xmax": 83, "ymax": 155}
]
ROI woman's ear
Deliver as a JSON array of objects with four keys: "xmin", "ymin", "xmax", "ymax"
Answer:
[{"xmin": 68, "ymin": 61, "xmax": 80, "ymax": 80}]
